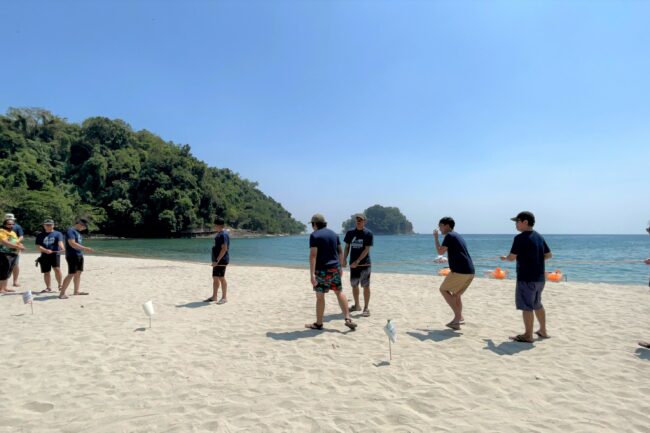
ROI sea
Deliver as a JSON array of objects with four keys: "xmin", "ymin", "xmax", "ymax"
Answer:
[{"xmin": 86, "ymin": 234, "xmax": 650, "ymax": 286}]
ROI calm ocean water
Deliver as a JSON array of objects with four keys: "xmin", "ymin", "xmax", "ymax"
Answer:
[{"xmin": 86, "ymin": 234, "xmax": 650, "ymax": 286}]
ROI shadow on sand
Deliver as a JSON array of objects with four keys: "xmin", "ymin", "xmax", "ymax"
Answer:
[
  {"xmin": 483, "ymin": 339, "xmax": 535, "ymax": 356},
  {"xmin": 175, "ymin": 301, "xmax": 211, "ymax": 309},
  {"xmin": 266, "ymin": 328, "xmax": 348, "ymax": 341},
  {"xmin": 406, "ymin": 328, "xmax": 462, "ymax": 343},
  {"xmin": 33, "ymin": 295, "xmax": 59, "ymax": 302},
  {"xmin": 635, "ymin": 347, "xmax": 650, "ymax": 361}
]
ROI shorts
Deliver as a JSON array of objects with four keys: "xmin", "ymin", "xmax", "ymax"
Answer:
[
  {"xmin": 39, "ymin": 254, "xmax": 61, "ymax": 273},
  {"xmin": 440, "ymin": 272, "xmax": 474, "ymax": 295},
  {"xmin": 212, "ymin": 265, "xmax": 227, "ymax": 277},
  {"xmin": 66, "ymin": 255, "xmax": 84, "ymax": 274},
  {"xmin": 350, "ymin": 266, "xmax": 371, "ymax": 288},
  {"xmin": 314, "ymin": 267, "xmax": 342, "ymax": 293},
  {"xmin": 515, "ymin": 281, "xmax": 545, "ymax": 311},
  {"xmin": 0, "ymin": 253, "xmax": 18, "ymax": 280}
]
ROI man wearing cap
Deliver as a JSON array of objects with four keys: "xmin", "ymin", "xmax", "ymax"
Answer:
[
  {"xmin": 35, "ymin": 219, "xmax": 65, "ymax": 293},
  {"xmin": 501, "ymin": 211, "xmax": 552, "ymax": 343},
  {"xmin": 59, "ymin": 219, "xmax": 94, "ymax": 299},
  {"xmin": 4, "ymin": 213, "xmax": 24, "ymax": 287},
  {"xmin": 433, "ymin": 216, "xmax": 475, "ymax": 330},
  {"xmin": 0, "ymin": 216, "xmax": 25, "ymax": 293},
  {"xmin": 306, "ymin": 213, "xmax": 357, "ymax": 331},
  {"xmin": 342, "ymin": 213, "xmax": 374, "ymax": 317}
]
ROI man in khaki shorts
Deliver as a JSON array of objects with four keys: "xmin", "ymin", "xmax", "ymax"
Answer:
[{"xmin": 433, "ymin": 217, "xmax": 475, "ymax": 330}]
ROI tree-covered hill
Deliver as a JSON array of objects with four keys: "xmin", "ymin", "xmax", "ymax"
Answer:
[
  {"xmin": 0, "ymin": 108, "xmax": 305, "ymax": 236},
  {"xmin": 342, "ymin": 204, "xmax": 414, "ymax": 234}
]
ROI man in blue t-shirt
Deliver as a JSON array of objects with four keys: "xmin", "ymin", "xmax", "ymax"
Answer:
[
  {"xmin": 59, "ymin": 219, "xmax": 94, "ymax": 299},
  {"xmin": 433, "ymin": 216, "xmax": 475, "ymax": 330},
  {"xmin": 501, "ymin": 211, "xmax": 552, "ymax": 343},
  {"xmin": 4, "ymin": 213, "xmax": 24, "ymax": 287},
  {"xmin": 35, "ymin": 219, "xmax": 66, "ymax": 293},
  {"xmin": 305, "ymin": 213, "xmax": 357, "ymax": 331},
  {"xmin": 343, "ymin": 213, "xmax": 374, "ymax": 317},
  {"xmin": 204, "ymin": 217, "xmax": 230, "ymax": 304}
]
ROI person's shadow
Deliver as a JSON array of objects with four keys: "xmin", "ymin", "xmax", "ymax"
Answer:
[
  {"xmin": 635, "ymin": 347, "xmax": 650, "ymax": 361},
  {"xmin": 483, "ymin": 339, "xmax": 535, "ymax": 356},
  {"xmin": 175, "ymin": 301, "xmax": 211, "ymax": 309},
  {"xmin": 406, "ymin": 328, "xmax": 461, "ymax": 342},
  {"xmin": 266, "ymin": 328, "xmax": 347, "ymax": 341},
  {"xmin": 33, "ymin": 295, "xmax": 59, "ymax": 302}
]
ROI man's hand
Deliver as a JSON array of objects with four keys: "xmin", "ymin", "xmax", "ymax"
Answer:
[
  {"xmin": 645, "ymin": 258, "xmax": 650, "ymax": 265},
  {"xmin": 500, "ymin": 256, "xmax": 507, "ymax": 261},
  {"xmin": 433, "ymin": 229, "xmax": 439, "ymax": 237},
  {"xmin": 341, "ymin": 259, "xmax": 347, "ymax": 268}
]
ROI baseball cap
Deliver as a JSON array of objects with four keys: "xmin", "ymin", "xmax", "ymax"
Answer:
[
  {"xmin": 310, "ymin": 213, "xmax": 326, "ymax": 224},
  {"xmin": 43, "ymin": 219, "xmax": 55, "ymax": 225},
  {"xmin": 354, "ymin": 213, "xmax": 367, "ymax": 220},
  {"xmin": 510, "ymin": 211, "xmax": 535, "ymax": 225}
]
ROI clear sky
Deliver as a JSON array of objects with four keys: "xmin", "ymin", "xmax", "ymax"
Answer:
[{"xmin": 2, "ymin": 0, "xmax": 649, "ymax": 234}]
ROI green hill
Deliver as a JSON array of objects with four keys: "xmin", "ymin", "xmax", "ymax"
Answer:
[
  {"xmin": 342, "ymin": 204, "xmax": 414, "ymax": 234},
  {"xmin": 0, "ymin": 108, "xmax": 305, "ymax": 236}
]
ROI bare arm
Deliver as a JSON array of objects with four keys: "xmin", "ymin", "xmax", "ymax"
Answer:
[
  {"xmin": 351, "ymin": 246, "xmax": 371, "ymax": 268},
  {"xmin": 500, "ymin": 253, "xmax": 516, "ymax": 262},
  {"xmin": 310, "ymin": 247, "xmax": 317, "ymax": 287},
  {"xmin": 67, "ymin": 239, "xmax": 93, "ymax": 253},
  {"xmin": 544, "ymin": 252, "xmax": 553, "ymax": 260},
  {"xmin": 342, "ymin": 244, "xmax": 350, "ymax": 267},
  {"xmin": 213, "ymin": 243, "xmax": 228, "ymax": 265},
  {"xmin": 433, "ymin": 230, "xmax": 447, "ymax": 256},
  {"xmin": 1, "ymin": 238, "xmax": 24, "ymax": 251}
]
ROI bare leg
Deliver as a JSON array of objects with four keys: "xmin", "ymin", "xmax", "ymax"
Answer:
[
  {"xmin": 363, "ymin": 285, "xmax": 371, "ymax": 310},
  {"xmin": 335, "ymin": 290, "xmax": 351, "ymax": 319},
  {"xmin": 522, "ymin": 310, "xmax": 535, "ymax": 341},
  {"xmin": 0, "ymin": 279, "xmax": 7, "ymax": 293},
  {"xmin": 351, "ymin": 285, "xmax": 360, "ymax": 309},
  {"xmin": 316, "ymin": 292, "xmax": 325, "ymax": 324},
  {"xmin": 211, "ymin": 277, "xmax": 221, "ymax": 301},
  {"xmin": 440, "ymin": 288, "xmax": 462, "ymax": 322},
  {"xmin": 54, "ymin": 268, "xmax": 63, "ymax": 289},
  {"xmin": 59, "ymin": 272, "xmax": 76, "ymax": 298},
  {"xmin": 44, "ymin": 272, "xmax": 51, "ymax": 290},
  {"xmin": 12, "ymin": 263, "xmax": 20, "ymax": 286},
  {"xmin": 72, "ymin": 273, "xmax": 82, "ymax": 294},
  {"xmin": 534, "ymin": 307, "xmax": 548, "ymax": 337},
  {"xmin": 218, "ymin": 276, "xmax": 227, "ymax": 302}
]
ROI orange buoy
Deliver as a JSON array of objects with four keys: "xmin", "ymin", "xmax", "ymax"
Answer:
[
  {"xmin": 438, "ymin": 267, "xmax": 451, "ymax": 276},
  {"xmin": 490, "ymin": 267, "xmax": 508, "ymax": 279},
  {"xmin": 547, "ymin": 269, "xmax": 563, "ymax": 282}
]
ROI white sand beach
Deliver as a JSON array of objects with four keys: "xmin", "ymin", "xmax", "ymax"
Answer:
[{"xmin": 1, "ymin": 254, "xmax": 649, "ymax": 432}]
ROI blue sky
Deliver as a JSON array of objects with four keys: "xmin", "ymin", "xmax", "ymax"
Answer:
[{"xmin": 2, "ymin": 0, "xmax": 649, "ymax": 234}]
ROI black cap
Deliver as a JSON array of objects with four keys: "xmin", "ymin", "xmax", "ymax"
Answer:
[{"xmin": 510, "ymin": 211, "xmax": 535, "ymax": 226}]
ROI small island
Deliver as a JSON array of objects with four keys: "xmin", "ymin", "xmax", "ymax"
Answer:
[{"xmin": 342, "ymin": 204, "xmax": 414, "ymax": 234}]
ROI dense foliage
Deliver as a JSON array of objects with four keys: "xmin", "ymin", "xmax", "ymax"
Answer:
[
  {"xmin": 342, "ymin": 204, "xmax": 414, "ymax": 234},
  {"xmin": 0, "ymin": 108, "xmax": 305, "ymax": 236}
]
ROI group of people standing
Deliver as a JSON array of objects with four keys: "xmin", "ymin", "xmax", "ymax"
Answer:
[
  {"xmin": 0, "ymin": 214, "xmax": 93, "ymax": 299},
  {"xmin": 303, "ymin": 210, "xmax": 552, "ymax": 342}
]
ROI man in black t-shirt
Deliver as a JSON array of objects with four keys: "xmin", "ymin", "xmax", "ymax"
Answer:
[
  {"xmin": 501, "ymin": 211, "xmax": 552, "ymax": 343},
  {"xmin": 35, "ymin": 219, "xmax": 66, "ymax": 293},
  {"xmin": 305, "ymin": 213, "xmax": 357, "ymax": 331},
  {"xmin": 433, "ymin": 217, "xmax": 475, "ymax": 330},
  {"xmin": 205, "ymin": 217, "xmax": 230, "ymax": 304},
  {"xmin": 342, "ymin": 213, "xmax": 374, "ymax": 317}
]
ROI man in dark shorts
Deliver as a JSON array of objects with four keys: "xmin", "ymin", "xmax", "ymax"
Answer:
[
  {"xmin": 0, "ymin": 217, "xmax": 25, "ymax": 293},
  {"xmin": 4, "ymin": 213, "xmax": 24, "ymax": 287},
  {"xmin": 342, "ymin": 213, "xmax": 374, "ymax": 317},
  {"xmin": 433, "ymin": 216, "xmax": 475, "ymax": 330},
  {"xmin": 35, "ymin": 219, "xmax": 66, "ymax": 293},
  {"xmin": 305, "ymin": 213, "xmax": 357, "ymax": 331},
  {"xmin": 205, "ymin": 217, "xmax": 229, "ymax": 304},
  {"xmin": 501, "ymin": 211, "xmax": 552, "ymax": 343},
  {"xmin": 59, "ymin": 219, "xmax": 94, "ymax": 299}
]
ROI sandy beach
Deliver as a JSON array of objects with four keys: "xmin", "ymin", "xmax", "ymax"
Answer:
[{"xmin": 1, "ymin": 253, "xmax": 649, "ymax": 432}]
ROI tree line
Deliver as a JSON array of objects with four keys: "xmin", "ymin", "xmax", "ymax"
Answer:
[
  {"xmin": 0, "ymin": 108, "xmax": 305, "ymax": 236},
  {"xmin": 342, "ymin": 204, "xmax": 414, "ymax": 234}
]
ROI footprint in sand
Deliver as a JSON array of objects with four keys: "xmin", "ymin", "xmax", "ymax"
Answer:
[{"xmin": 24, "ymin": 401, "xmax": 55, "ymax": 413}]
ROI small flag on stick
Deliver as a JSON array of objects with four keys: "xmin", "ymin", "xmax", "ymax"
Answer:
[
  {"xmin": 383, "ymin": 319, "xmax": 396, "ymax": 361},
  {"xmin": 142, "ymin": 300, "xmax": 154, "ymax": 328},
  {"xmin": 22, "ymin": 290, "xmax": 34, "ymax": 314}
]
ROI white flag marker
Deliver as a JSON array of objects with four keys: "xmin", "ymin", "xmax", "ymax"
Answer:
[
  {"xmin": 142, "ymin": 300, "xmax": 154, "ymax": 328},
  {"xmin": 22, "ymin": 290, "xmax": 34, "ymax": 314}
]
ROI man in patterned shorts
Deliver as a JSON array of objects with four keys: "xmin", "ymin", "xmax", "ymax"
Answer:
[{"xmin": 305, "ymin": 213, "xmax": 357, "ymax": 331}]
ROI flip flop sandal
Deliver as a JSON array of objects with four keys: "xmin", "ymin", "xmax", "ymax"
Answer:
[
  {"xmin": 305, "ymin": 322, "xmax": 323, "ymax": 330},
  {"xmin": 535, "ymin": 331, "xmax": 550, "ymax": 339},
  {"xmin": 344, "ymin": 318, "xmax": 357, "ymax": 330},
  {"xmin": 362, "ymin": 309, "xmax": 370, "ymax": 317},
  {"xmin": 509, "ymin": 335, "xmax": 533, "ymax": 343},
  {"xmin": 216, "ymin": 299, "xmax": 228, "ymax": 305}
]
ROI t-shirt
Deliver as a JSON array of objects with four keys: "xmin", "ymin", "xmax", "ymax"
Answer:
[
  {"xmin": 309, "ymin": 228, "xmax": 341, "ymax": 270},
  {"xmin": 0, "ymin": 229, "xmax": 19, "ymax": 255},
  {"xmin": 442, "ymin": 231, "xmax": 475, "ymax": 275},
  {"xmin": 212, "ymin": 230, "xmax": 230, "ymax": 265},
  {"xmin": 344, "ymin": 228, "xmax": 374, "ymax": 266},
  {"xmin": 510, "ymin": 230, "xmax": 551, "ymax": 282},
  {"xmin": 65, "ymin": 227, "xmax": 84, "ymax": 257},
  {"xmin": 13, "ymin": 223, "xmax": 24, "ymax": 238},
  {"xmin": 35, "ymin": 231, "xmax": 64, "ymax": 252}
]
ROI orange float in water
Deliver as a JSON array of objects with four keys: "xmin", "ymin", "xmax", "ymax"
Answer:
[
  {"xmin": 547, "ymin": 269, "xmax": 563, "ymax": 282},
  {"xmin": 438, "ymin": 268, "xmax": 451, "ymax": 276},
  {"xmin": 490, "ymin": 267, "xmax": 508, "ymax": 279}
]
